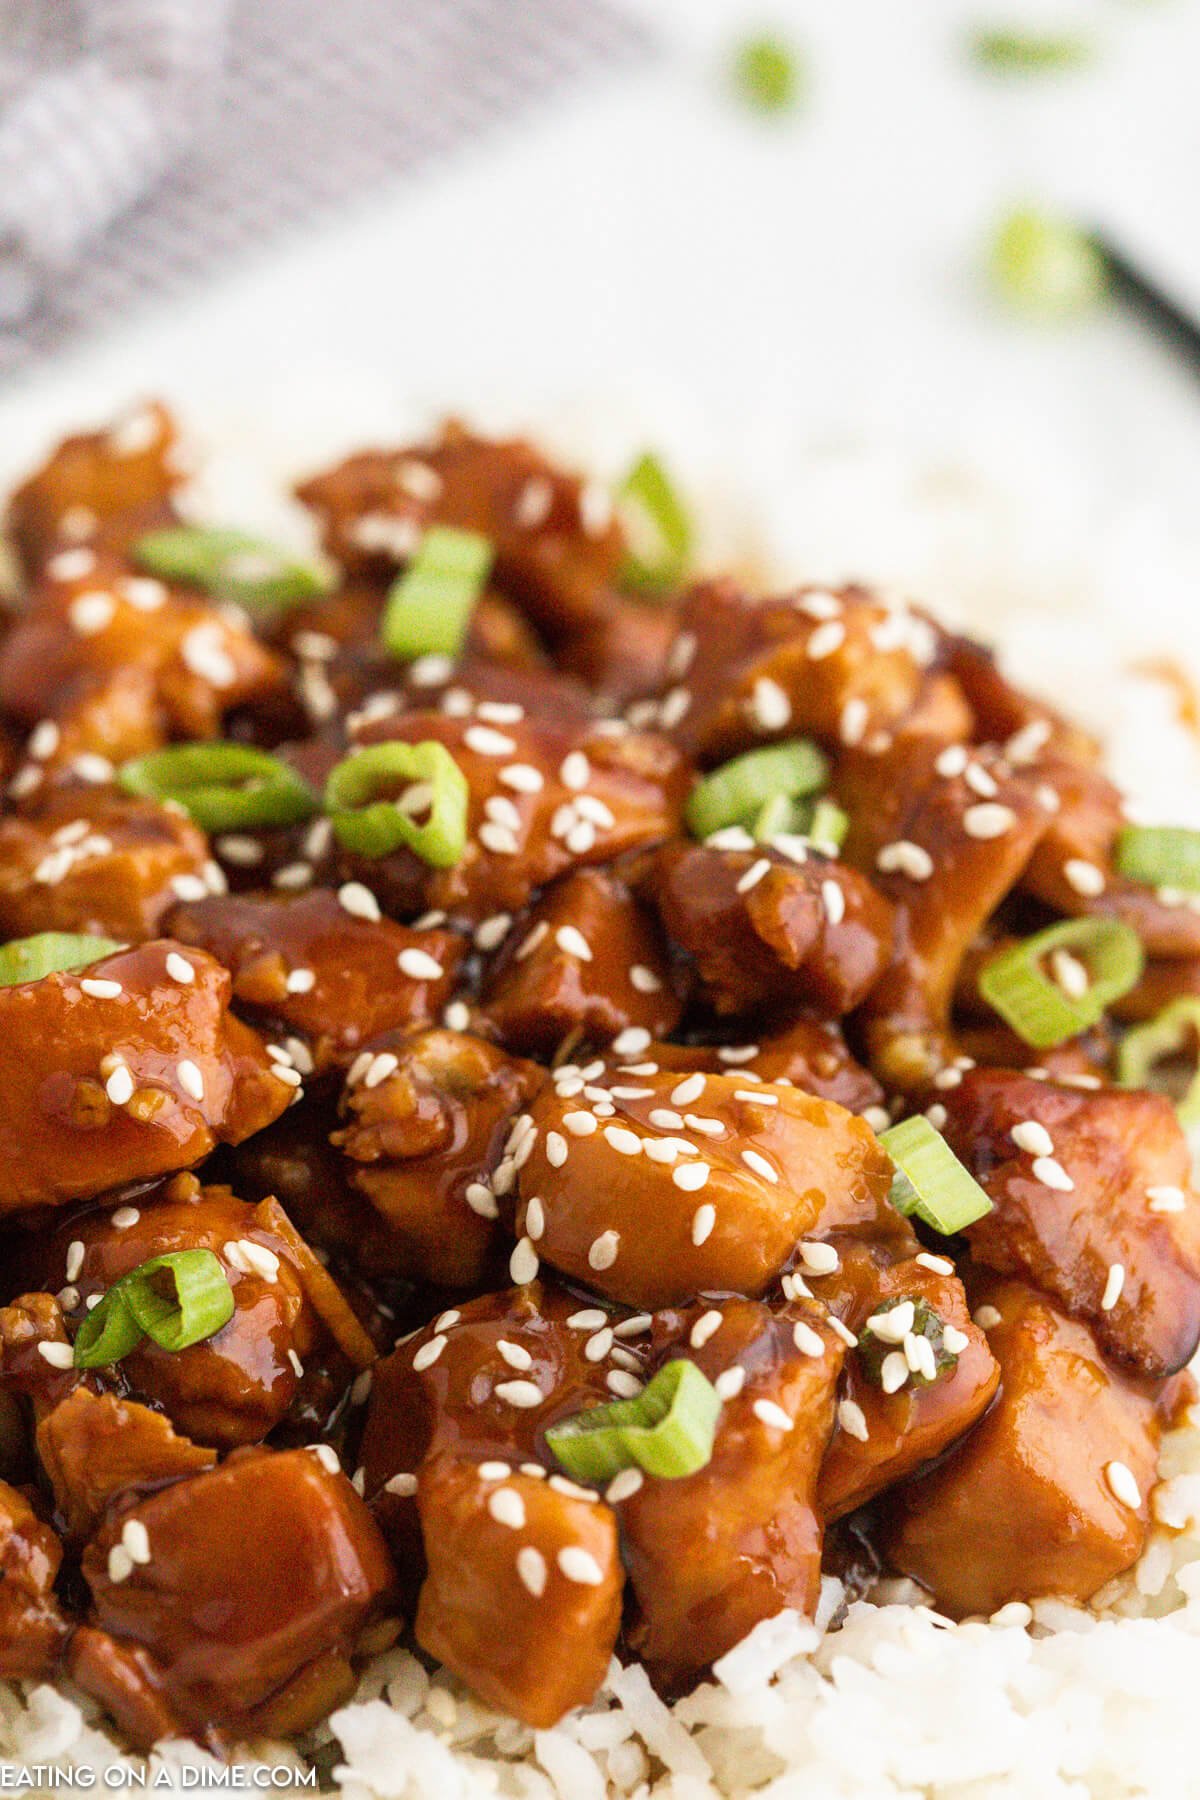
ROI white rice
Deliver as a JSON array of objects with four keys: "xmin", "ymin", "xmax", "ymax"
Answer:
[{"xmin": 5, "ymin": 409, "xmax": 1200, "ymax": 1797}]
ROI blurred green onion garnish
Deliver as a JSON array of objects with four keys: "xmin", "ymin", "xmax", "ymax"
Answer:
[
  {"xmin": 989, "ymin": 206, "xmax": 1109, "ymax": 318},
  {"xmin": 971, "ymin": 28, "xmax": 1093, "ymax": 73},
  {"xmin": 731, "ymin": 34, "xmax": 804, "ymax": 114}
]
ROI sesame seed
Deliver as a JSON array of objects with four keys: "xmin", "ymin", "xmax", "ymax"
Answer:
[
  {"xmin": 691, "ymin": 1202, "xmax": 717, "ymax": 1245},
  {"xmin": 104, "ymin": 1064, "xmax": 134, "ymax": 1106},
  {"xmin": 312, "ymin": 1445, "xmax": 341, "ymax": 1475},
  {"xmin": 412, "ymin": 1335, "xmax": 448, "ymax": 1371},
  {"xmin": 1148, "ymin": 1186, "xmax": 1187, "ymax": 1213},
  {"xmin": 935, "ymin": 745, "xmax": 969, "ymax": 778},
  {"xmin": 1101, "ymin": 1263, "xmax": 1125, "ymax": 1311},
  {"xmin": 799, "ymin": 1241, "xmax": 840, "ymax": 1275},
  {"xmin": 525, "ymin": 1197, "xmax": 546, "ymax": 1241},
  {"xmin": 915, "ymin": 1253, "xmax": 955, "ymax": 1275},
  {"xmin": 286, "ymin": 967, "xmax": 316, "ymax": 995},
  {"xmin": 479, "ymin": 1461, "xmax": 511, "ymax": 1481},
  {"xmin": 37, "ymin": 1340, "xmax": 74, "ymax": 1369},
  {"xmin": 555, "ymin": 925, "xmax": 592, "ymax": 962},
  {"xmin": 876, "ymin": 840, "xmax": 934, "ymax": 881},
  {"xmin": 671, "ymin": 1073, "xmax": 706, "ymax": 1107},
  {"xmin": 838, "ymin": 1399, "xmax": 870, "ymax": 1442},
  {"xmin": 500, "ymin": 763, "xmax": 544, "ymax": 794},
  {"xmin": 840, "ymin": 697, "xmax": 869, "ymax": 746},
  {"xmin": 288, "ymin": 1348, "xmax": 305, "ymax": 1377},
  {"xmin": 164, "ymin": 952, "xmax": 196, "ymax": 985},
  {"xmin": 753, "ymin": 1398, "xmax": 793, "ymax": 1432},
  {"xmin": 338, "ymin": 882, "xmax": 382, "ymax": 922},
  {"xmin": 606, "ymin": 1369, "xmax": 643, "ymax": 1398},
  {"xmin": 65, "ymin": 1240, "xmax": 85, "ymax": 1283},
  {"xmin": 1105, "ymin": 1460, "xmax": 1142, "ymax": 1511},
  {"xmin": 177, "ymin": 1060, "xmax": 205, "ymax": 1102},
  {"xmin": 714, "ymin": 1366, "xmax": 746, "ymax": 1400},
  {"xmin": 489, "ymin": 1488, "xmax": 526, "ymax": 1530},
  {"xmin": 690, "ymin": 1309, "xmax": 723, "ymax": 1348},
  {"xmin": 568, "ymin": 1309, "xmax": 608, "ymax": 1330},
  {"xmin": 880, "ymin": 1351, "xmax": 910, "ymax": 1393},
  {"xmin": 588, "ymin": 1230, "xmax": 620, "ymax": 1271},
  {"xmin": 1064, "ymin": 859, "xmax": 1106, "ymax": 898},
  {"xmin": 974, "ymin": 1305, "xmax": 1003, "ymax": 1329},
  {"xmin": 496, "ymin": 1379, "xmax": 544, "ymax": 1408},
  {"xmin": 107, "ymin": 1544, "xmax": 135, "ymax": 1584},
  {"xmin": 867, "ymin": 1302, "xmax": 915, "ymax": 1344},
  {"xmin": 363, "ymin": 1052, "xmax": 399, "ymax": 1090},
  {"xmin": 122, "ymin": 1519, "xmax": 151, "ymax": 1565},
  {"xmin": 606, "ymin": 1468, "xmax": 644, "ymax": 1504},
  {"xmin": 398, "ymin": 947, "xmax": 445, "ymax": 981},
  {"xmin": 741, "ymin": 1148, "xmax": 778, "ymax": 1185},
  {"xmin": 557, "ymin": 1546, "xmax": 604, "ymax": 1586},
  {"xmin": 675, "ymin": 1163, "xmax": 711, "ymax": 1195},
  {"xmin": 1012, "ymin": 1120, "xmax": 1054, "ymax": 1157},
  {"xmin": 517, "ymin": 1545, "xmax": 548, "ymax": 1596},
  {"xmin": 584, "ymin": 1327, "xmax": 615, "ymax": 1362},
  {"xmin": 793, "ymin": 1321, "xmax": 825, "ymax": 1358},
  {"xmin": 509, "ymin": 1238, "xmax": 539, "ymax": 1284},
  {"xmin": 273, "ymin": 862, "xmax": 314, "ymax": 892},
  {"xmin": 750, "ymin": 678, "xmax": 791, "ymax": 731},
  {"xmin": 563, "ymin": 1110, "xmax": 598, "ymax": 1137},
  {"xmin": 69, "ymin": 592, "xmax": 116, "ymax": 636},
  {"xmin": 604, "ymin": 1125, "xmax": 642, "ymax": 1156},
  {"xmin": 80, "ymin": 977, "xmax": 122, "ymax": 1000},
  {"xmin": 829, "ymin": 1316, "xmax": 858, "ymax": 1349},
  {"xmin": 385, "ymin": 1473, "xmax": 418, "ymax": 1497},
  {"xmin": 807, "ymin": 619, "xmax": 846, "ymax": 661},
  {"xmin": 1032, "ymin": 1155, "xmax": 1074, "ymax": 1193},
  {"xmin": 111, "ymin": 1206, "xmax": 139, "ymax": 1229},
  {"xmin": 821, "ymin": 880, "xmax": 846, "ymax": 925},
  {"xmin": 479, "ymin": 822, "xmax": 520, "ymax": 855},
  {"xmin": 963, "ymin": 803, "xmax": 1016, "ymax": 839},
  {"xmin": 736, "ymin": 858, "xmax": 772, "ymax": 895},
  {"xmin": 465, "ymin": 724, "xmax": 517, "ymax": 757},
  {"xmin": 942, "ymin": 1325, "xmax": 970, "ymax": 1355}
]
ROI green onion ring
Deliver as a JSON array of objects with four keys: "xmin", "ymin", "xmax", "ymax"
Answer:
[
  {"xmin": 989, "ymin": 206, "xmax": 1109, "ymax": 319},
  {"xmin": 0, "ymin": 933, "xmax": 124, "ymax": 987},
  {"xmin": 118, "ymin": 744, "xmax": 319, "ymax": 833},
  {"xmin": 546, "ymin": 1358, "xmax": 721, "ymax": 1483},
  {"xmin": 880, "ymin": 1116, "xmax": 994, "ymax": 1235},
  {"xmin": 1116, "ymin": 825, "xmax": 1200, "ymax": 895},
  {"xmin": 731, "ymin": 34, "xmax": 804, "ymax": 114},
  {"xmin": 1118, "ymin": 999, "xmax": 1200, "ymax": 1128},
  {"xmin": 978, "ymin": 917, "xmax": 1144, "ymax": 1050},
  {"xmin": 617, "ymin": 454, "xmax": 693, "ymax": 596},
  {"xmin": 74, "ymin": 1249, "xmax": 235, "ymax": 1370},
  {"xmin": 72, "ymin": 1287, "xmax": 145, "ymax": 1371},
  {"xmin": 325, "ymin": 740, "xmax": 468, "ymax": 866},
  {"xmin": 686, "ymin": 739, "xmax": 829, "ymax": 840},
  {"xmin": 971, "ymin": 29, "xmax": 1092, "ymax": 74},
  {"xmin": 135, "ymin": 527, "xmax": 331, "ymax": 613},
  {"xmin": 382, "ymin": 527, "xmax": 494, "ymax": 663}
]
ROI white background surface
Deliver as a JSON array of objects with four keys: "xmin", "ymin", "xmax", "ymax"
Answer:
[{"xmin": 1, "ymin": 0, "xmax": 1199, "ymax": 666}]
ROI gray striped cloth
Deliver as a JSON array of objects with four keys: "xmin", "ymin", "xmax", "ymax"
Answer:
[{"xmin": 0, "ymin": 0, "xmax": 650, "ymax": 371}]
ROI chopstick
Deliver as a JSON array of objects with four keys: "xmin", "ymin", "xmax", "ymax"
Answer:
[{"xmin": 1093, "ymin": 233, "xmax": 1200, "ymax": 382}]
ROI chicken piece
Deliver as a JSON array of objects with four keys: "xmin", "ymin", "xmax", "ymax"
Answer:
[
  {"xmin": 943, "ymin": 635, "xmax": 1098, "ymax": 768},
  {"xmin": 482, "ymin": 869, "xmax": 681, "ymax": 1056},
  {"xmin": 0, "ymin": 1293, "xmax": 76, "ymax": 1416},
  {"xmin": 0, "ymin": 942, "xmax": 293, "ymax": 1215},
  {"xmin": 643, "ymin": 1020, "xmax": 886, "ymax": 1117},
  {"xmin": 416, "ymin": 1456, "xmax": 623, "ymax": 1727},
  {"xmin": 167, "ymin": 887, "xmax": 465, "ymax": 1070},
  {"xmin": 0, "ymin": 542, "xmax": 286, "ymax": 773},
  {"xmin": 813, "ymin": 1244, "xmax": 999, "ymax": 1519},
  {"xmin": 514, "ymin": 1061, "xmax": 895, "ymax": 1309},
  {"xmin": 77, "ymin": 1447, "xmax": 396, "ymax": 1748},
  {"xmin": 854, "ymin": 743, "xmax": 1052, "ymax": 1091},
  {"xmin": 297, "ymin": 424, "xmax": 625, "ymax": 646},
  {"xmin": 37, "ymin": 1387, "xmax": 216, "ymax": 1539},
  {"xmin": 557, "ymin": 595, "xmax": 678, "ymax": 707},
  {"xmin": 940, "ymin": 1070, "xmax": 1200, "ymax": 1377},
  {"xmin": 228, "ymin": 1097, "xmax": 418, "ymax": 1281},
  {"xmin": 645, "ymin": 582, "xmax": 941, "ymax": 764},
  {"xmin": 648, "ymin": 840, "xmax": 894, "ymax": 1020},
  {"xmin": 0, "ymin": 790, "xmax": 212, "ymax": 942},
  {"xmin": 619, "ymin": 1298, "xmax": 842, "ymax": 1690},
  {"xmin": 25, "ymin": 1183, "xmax": 370, "ymax": 1448},
  {"xmin": 339, "ymin": 707, "xmax": 689, "ymax": 925},
  {"xmin": 359, "ymin": 1282, "xmax": 640, "ymax": 1725},
  {"xmin": 883, "ymin": 1279, "xmax": 1176, "ymax": 1615},
  {"xmin": 0, "ymin": 1479, "xmax": 70, "ymax": 1678},
  {"xmin": 332, "ymin": 1029, "xmax": 545, "ymax": 1288},
  {"xmin": 6, "ymin": 401, "xmax": 181, "ymax": 577},
  {"xmin": 1114, "ymin": 953, "xmax": 1200, "ymax": 1024},
  {"xmin": 1021, "ymin": 756, "xmax": 1200, "ymax": 959}
]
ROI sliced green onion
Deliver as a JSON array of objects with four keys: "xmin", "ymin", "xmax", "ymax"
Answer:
[
  {"xmin": 72, "ymin": 1287, "xmax": 144, "ymax": 1371},
  {"xmin": 753, "ymin": 792, "xmax": 803, "ymax": 841},
  {"xmin": 546, "ymin": 1359, "xmax": 721, "ymax": 1483},
  {"xmin": 0, "ymin": 933, "xmax": 124, "ymax": 987},
  {"xmin": 978, "ymin": 917, "xmax": 1144, "ymax": 1050},
  {"xmin": 617, "ymin": 454, "xmax": 693, "ymax": 596},
  {"xmin": 1118, "ymin": 999, "xmax": 1200, "ymax": 1127},
  {"xmin": 731, "ymin": 34, "xmax": 804, "ymax": 113},
  {"xmin": 807, "ymin": 797, "xmax": 849, "ymax": 854},
  {"xmin": 135, "ymin": 527, "xmax": 331, "ymax": 613},
  {"xmin": 989, "ymin": 206, "xmax": 1109, "ymax": 319},
  {"xmin": 1116, "ymin": 825, "xmax": 1200, "ymax": 894},
  {"xmin": 381, "ymin": 527, "xmax": 493, "ymax": 663},
  {"xmin": 686, "ymin": 739, "xmax": 828, "ymax": 840},
  {"xmin": 123, "ymin": 1250, "xmax": 236, "ymax": 1353},
  {"xmin": 879, "ymin": 1117, "xmax": 993, "ymax": 1235},
  {"xmin": 859, "ymin": 1297, "xmax": 959, "ymax": 1388},
  {"xmin": 325, "ymin": 741, "xmax": 468, "ymax": 865},
  {"xmin": 73, "ymin": 1250, "xmax": 235, "ymax": 1370},
  {"xmin": 118, "ymin": 744, "xmax": 319, "ymax": 833},
  {"xmin": 971, "ymin": 29, "xmax": 1092, "ymax": 73}
]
